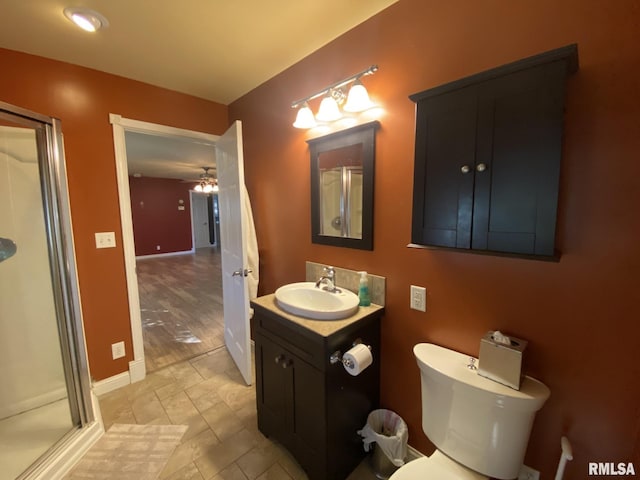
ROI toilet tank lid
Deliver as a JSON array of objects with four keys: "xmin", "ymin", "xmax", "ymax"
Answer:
[{"xmin": 414, "ymin": 343, "xmax": 550, "ymax": 408}]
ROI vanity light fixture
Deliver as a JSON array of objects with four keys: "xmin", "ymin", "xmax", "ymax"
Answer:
[
  {"xmin": 291, "ymin": 65, "xmax": 378, "ymax": 129},
  {"xmin": 63, "ymin": 7, "xmax": 109, "ymax": 32}
]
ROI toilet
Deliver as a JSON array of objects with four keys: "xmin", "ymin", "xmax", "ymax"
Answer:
[{"xmin": 390, "ymin": 343, "xmax": 550, "ymax": 480}]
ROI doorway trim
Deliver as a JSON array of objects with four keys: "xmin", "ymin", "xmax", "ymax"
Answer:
[{"xmin": 110, "ymin": 114, "xmax": 219, "ymax": 386}]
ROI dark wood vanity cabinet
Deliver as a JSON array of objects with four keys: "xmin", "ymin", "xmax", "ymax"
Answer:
[
  {"xmin": 251, "ymin": 301, "xmax": 382, "ymax": 480},
  {"xmin": 410, "ymin": 44, "xmax": 578, "ymax": 258}
]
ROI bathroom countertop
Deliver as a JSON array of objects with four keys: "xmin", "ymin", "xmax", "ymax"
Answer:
[{"xmin": 251, "ymin": 294, "xmax": 384, "ymax": 338}]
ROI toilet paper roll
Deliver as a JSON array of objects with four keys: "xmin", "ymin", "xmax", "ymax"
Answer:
[{"xmin": 342, "ymin": 343, "xmax": 373, "ymax": 376}]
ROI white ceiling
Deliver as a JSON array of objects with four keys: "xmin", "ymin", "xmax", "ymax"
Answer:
[
  {"xmin": 0, "ymin": 0, "xmax": 396, "ymax": 104},
  {"xmin": 0, "ymin": 0, "xmax": 397, "ymax": 180},
  {"xmin": 124, "ymin": 131, "xmax": 217, "ymax": 181}
]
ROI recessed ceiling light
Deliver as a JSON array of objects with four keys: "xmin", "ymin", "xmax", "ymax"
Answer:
[{"xmin": 63, "ymin": 7, "xmax": 109, "ymax": 32}]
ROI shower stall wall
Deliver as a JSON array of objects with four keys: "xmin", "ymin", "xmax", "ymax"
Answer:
[{"xmin": 0, "ymin": 101, "xmax": 100, "ymax": 480}]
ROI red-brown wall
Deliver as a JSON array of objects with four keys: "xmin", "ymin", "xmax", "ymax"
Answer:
[
  {"xmin": 129, "ymin": 176, "xmax": 194, "ymax": 256},
  {"xmin": 230, "ymin": 0, "xmax": 640, "ymax": 477},
  {"xmin": 0, "ymin": 47, "xmax": 228, "ymax": 381}
]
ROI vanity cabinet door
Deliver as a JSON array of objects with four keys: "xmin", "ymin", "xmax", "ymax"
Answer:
[
  {"xmin": 255, "ymin": 333, "xmax": 291, "ymax": 438},
  {"xmin": 255, "ymin": 332, "xmax": 326, "ymax": 477}
]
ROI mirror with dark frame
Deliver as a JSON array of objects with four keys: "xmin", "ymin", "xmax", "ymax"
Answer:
[{"xmin": 308, "ymin": 120, "xmax": 379, "ymax": 250}]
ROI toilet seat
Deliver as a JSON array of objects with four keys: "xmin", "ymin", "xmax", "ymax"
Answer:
[{"xmin": 389, "ymin": 451, "xmax": 487, "ymax": 480}]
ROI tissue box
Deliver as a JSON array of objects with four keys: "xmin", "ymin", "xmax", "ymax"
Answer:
[{"xmin": 478, "ymin": 331, "xmax": 528, "ymax": 390}]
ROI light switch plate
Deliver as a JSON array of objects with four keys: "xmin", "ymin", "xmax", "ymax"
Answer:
[{"xmin": 111, "ymin": 341, "xmax": 125, "ymax": 360}]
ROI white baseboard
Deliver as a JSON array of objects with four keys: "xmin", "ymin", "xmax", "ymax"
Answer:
[
  {"xmin": 129, "ymin": 358, "xmax": 146, "ymax": 383},
  {"xmin": 406, "ymin": 444, "xmax": 425, "ymax": 461},
  {"xmin": 91, "ymin": 358, "xmax": 147, "ymax": 396},
  {"xmin": 91, "ymin": 372, "xmax": 130, "ymax": 396}
]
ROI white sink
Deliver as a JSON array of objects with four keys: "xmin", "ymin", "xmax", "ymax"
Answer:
[{"xmin": 274, "ymin": 282, "xmax": 360, "ymax": 320}]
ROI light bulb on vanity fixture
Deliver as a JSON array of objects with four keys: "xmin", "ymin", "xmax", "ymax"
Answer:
[
  {"xmin": 293, "ymin": 102, "xmax": 317, "ymax": 129},
  {"xmin": 315, "ymin": 91, "xmax": 343, "ymax": 122},
  {"xmin": 291, "ymin": 65, "xmax": 378, "ymax": 129},
  {"xmin": 344, "ymin": 79, "xmax": 374, "ymax": 112}
]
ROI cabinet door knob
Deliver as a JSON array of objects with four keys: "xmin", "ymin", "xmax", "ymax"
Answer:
[
  {"xmin": 274, "ymin": 354, "xmax": 284, "ymax": 365},
  {"xmin": 281, "ymin": 359, "xmax": 292, "ymax": 369},
  {"xmin": 476, "ymin": 163, "xmax": 487, "ymax": 172},
  {"xmin": 460, "ymin": 165, "xmax": 471, "ymax": 174}
]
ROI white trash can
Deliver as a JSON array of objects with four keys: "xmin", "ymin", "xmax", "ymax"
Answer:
[{"xmin": 358, "ymin": 409, "xmax": 408, "ymax": 479}]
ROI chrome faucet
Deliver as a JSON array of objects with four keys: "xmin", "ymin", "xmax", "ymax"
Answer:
[{"xmin": 315, "ymin": 266, "xmax": 339, "ymax": 292}]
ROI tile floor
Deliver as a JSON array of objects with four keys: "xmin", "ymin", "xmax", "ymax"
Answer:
[{"xmin": 98, "ymin": 346, "xmax": 380, "ymax": 480}]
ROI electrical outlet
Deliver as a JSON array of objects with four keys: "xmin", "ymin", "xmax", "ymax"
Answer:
[
  {"xmin": 518, "ymin": 465, "xmax": 540, "ymax": 480},
  {"xmin": 111, "ymin": 341, "xmax": 125, "ymax": 360},
  {"xmin": 95, "ymin": 232, "xmax": 116, "ymax": 249},
  {"xmin": 410, "ymin": 285, "xmax": 427, "ymax": 312}
]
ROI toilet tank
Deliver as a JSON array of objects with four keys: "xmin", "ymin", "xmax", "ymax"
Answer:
[{"xmin": 414, "ymin": 343, "xmax": 550, "ymax": 480}]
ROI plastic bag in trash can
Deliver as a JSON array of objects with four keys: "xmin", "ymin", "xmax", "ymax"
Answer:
[{"xmin": 357, "ymin": 409, "xmax": 408, "ymax": 467}]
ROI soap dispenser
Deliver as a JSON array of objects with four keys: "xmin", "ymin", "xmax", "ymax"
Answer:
[{"xmin": 358, "ymin": 271, "xmax": 371, "ymax": 306}]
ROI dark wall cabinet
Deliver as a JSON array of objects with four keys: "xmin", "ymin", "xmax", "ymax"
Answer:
[
  {"xmin": 251, "ymin": 302, "xmax": 382, "ymax": 480},
  {"xmin": 411, "ymin": 45, "xmax": 578, "ymax": 258}
]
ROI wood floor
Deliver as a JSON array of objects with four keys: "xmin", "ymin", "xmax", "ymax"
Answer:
[{"xmin": 137, "ymin": 248, "xmax": 225, "ymax": 372}]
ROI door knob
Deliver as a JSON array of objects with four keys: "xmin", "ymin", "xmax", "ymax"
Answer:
[
  {"xmin": 476, "ymin": 163, "xmax": 487, "ymax": 172},
  {"xmin": 460, "ymin": 165, "xmax": 471, "ymax": 174},
  {"xmin": 232, "ymin": 268, "xmax": 253, "ymax": 277}
]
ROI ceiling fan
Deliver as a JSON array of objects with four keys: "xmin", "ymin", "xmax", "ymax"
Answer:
[{"xmin": 192, "ymin": 166, "xmax": 218, "ymax": 193}]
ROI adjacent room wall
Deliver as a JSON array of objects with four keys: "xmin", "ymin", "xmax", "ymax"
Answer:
[
  {"xmin": 230, "ymin": 0, "xmax": 640, "ymax": 477},
  {"xmin": 0, "ymin": 47, "xmax": 229, "ymax": 380},
  {"xmin": 129, "ymin": 176, "xmax": 194, "ymax": 256}
]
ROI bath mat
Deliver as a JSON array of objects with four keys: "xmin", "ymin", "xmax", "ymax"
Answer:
[{"xmin": 64, "ymin": 423, "xmax": 187, "ymax": 479}]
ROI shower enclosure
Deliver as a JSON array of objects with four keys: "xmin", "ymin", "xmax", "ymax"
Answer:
[{"xmin": 0, "ymin": 101, "xmax": 97, "ymax": 479}]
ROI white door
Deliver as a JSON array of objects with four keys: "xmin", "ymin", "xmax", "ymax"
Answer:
[
  {"xmin": 216, "ymin": 121, "xmax": 252, "ymax": 385},
  {"xmin": 192, "ymin": 193, "xmax": 211, "ymax": 248}
]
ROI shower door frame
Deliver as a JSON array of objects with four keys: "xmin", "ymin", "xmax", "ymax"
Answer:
[{"xmin": 0, "ymin": 100, "xmax": 99, "ymax": 480}]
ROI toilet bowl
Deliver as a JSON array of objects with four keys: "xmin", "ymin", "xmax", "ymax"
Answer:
[{"xmin": 390, "ymin": 343, "xmax": 550, "ymax": 480}]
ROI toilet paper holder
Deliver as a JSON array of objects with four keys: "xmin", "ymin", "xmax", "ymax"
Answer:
[{"xmin": 329, "ymin": 338, "xmax": 371, "ymax": 368}]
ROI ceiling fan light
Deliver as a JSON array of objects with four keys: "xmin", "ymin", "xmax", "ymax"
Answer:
[
  {"xmin": 344, "ymin": 80, "xmax": 374, "ymax": 112},
  {"xmin": 316, "ymin": 95, "xmax": 342, "ymax": 122},
  {"xmin": 194, "ymin": 184, "xmax": 204, "ymax": 192},
  {"xmin": 203, "ymin": 184, "xmax": 214, "ymax": 193}
]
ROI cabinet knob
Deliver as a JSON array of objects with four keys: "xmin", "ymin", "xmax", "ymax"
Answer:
[
  {"xmin": 274, "ymin": 354, "xmax": 284, "ymax": 365},
  {"xmin": 281, "ymin": 359, "xmax": 292, "ymax": 369},
  {"xmin": 460, "ymin": 165, "xmax": 471, "ymax": 174},
  {"xmin": 476, "ymin": 163, "xmax": 487, "ymax": 172}
]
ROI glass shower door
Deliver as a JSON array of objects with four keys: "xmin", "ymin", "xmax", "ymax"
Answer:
[{"xmin": 0, "ymin": 113, "xmax": 79, "ymax": 479}]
